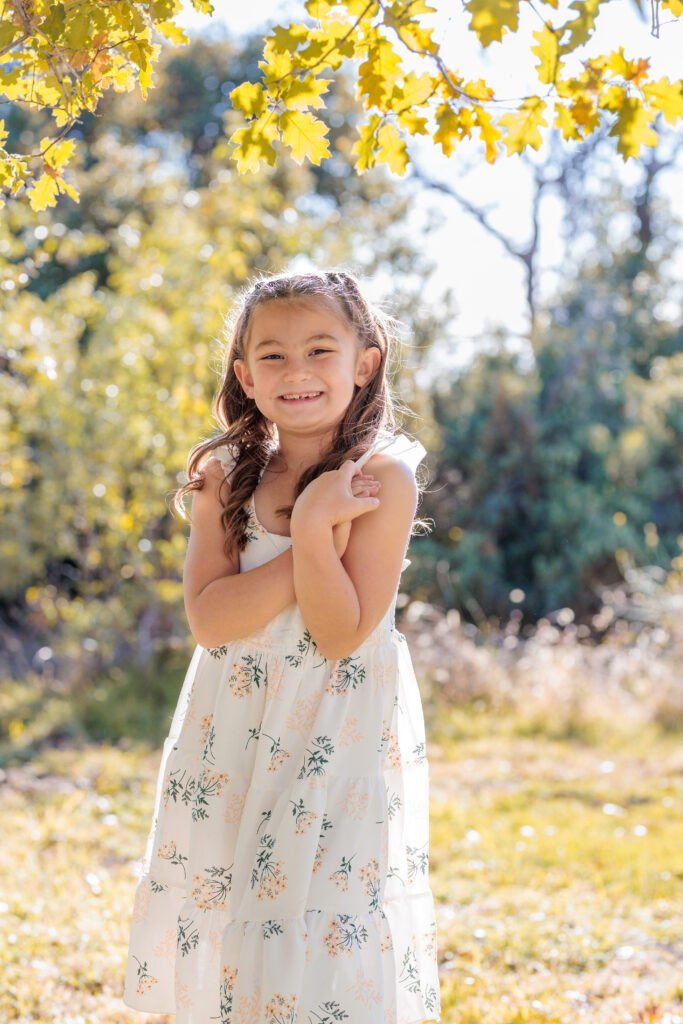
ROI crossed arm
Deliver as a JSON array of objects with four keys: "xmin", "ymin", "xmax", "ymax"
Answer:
[{"xmin": 183, "ymin": 455, "xmax": 418, "ymax": 660}]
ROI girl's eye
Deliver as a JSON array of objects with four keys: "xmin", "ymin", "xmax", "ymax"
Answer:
[
  {"xmin": 311, "ymin": 348, "xmax": 331, "ymax": 355},
  {"xmin": 261, "ymin": 353, "xmax": 283, "ymax": 360}
]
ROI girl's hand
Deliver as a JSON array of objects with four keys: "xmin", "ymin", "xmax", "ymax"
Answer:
[
  {"xmin": 292, "ymin": 461, "xmax": 381, "ymax": 539},
  {"xmin": 332, "ymin": 471, "xmax": 380, "ymax": 557}
]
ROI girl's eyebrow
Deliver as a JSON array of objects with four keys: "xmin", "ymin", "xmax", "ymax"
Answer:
[{"xmin": 253, "ymin": 333, "xmax": 339, "ymax": 352}]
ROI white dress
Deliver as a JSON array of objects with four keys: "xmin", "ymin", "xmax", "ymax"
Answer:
[{"xmin": 122, "ymin": 431, "xmax": 441, "ymax": 1024}]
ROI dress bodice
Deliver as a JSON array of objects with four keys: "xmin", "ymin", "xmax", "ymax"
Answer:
[{"xmin": 211, "ymin": 432, "xmax": 426, "ymax": 652}]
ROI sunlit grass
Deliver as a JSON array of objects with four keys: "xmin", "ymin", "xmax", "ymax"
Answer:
[{"xmin": 1, "ymin": 700, "xmax": 681, "ymax": 1022}]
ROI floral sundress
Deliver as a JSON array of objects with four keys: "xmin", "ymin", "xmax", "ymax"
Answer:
[{"xmin": 122, "ymin": 431, "xmax": 441, "ymax": 1024}]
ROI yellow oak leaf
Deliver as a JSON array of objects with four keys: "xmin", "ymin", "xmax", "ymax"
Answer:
[
  {"xmin": 609, "ymin": 96, "xmax": 658, "ymax": 159},
  {"xmin": 155, "ymin": 21, "xmax": 190, "ymax": 45},
  {"xmin": 559, "ymin": 0, "xmax": 608, "ymax": 53},
  {"xmin": 351, "ymin": 114, "xmax": 381, "ymax": 172},
  {"xmin": 46, "ymin": 138, "xmax": 75, "ymax": 171},
  {"xmin": 229, "ymin": 113, "xmax": 279, "ymax": 173},
  {"xmin": 391, "ymin": 71, "xmax": 435, "ymax": 113},
  {"xmin": 464, "ymin": 0, "xmax": 520, "ymax": 47},
  {"xmin": 434, "ymin": 103, "xmax": 461, "ymax": 157},
  {"xmin": 531, "ymin": 22, "xmax": 563, "ymax": 85},
  {"xmin": 230, "ymin": 82, "xmax": 268, "ymax": 118},
  {"xmin": 27, "ymin": 172, "xmax": 59, "ymax": 212},
  {"xmin": 474, "ymin": 105, "xmax": 502, "ymax": 162},
  {"xmin": 641, "ymin": 77, "xmax": 683, "ymax": 126},
  {"xmin": 554, "ymin": 103, "xmax": 584, "ymax": 140},
  {"xmin": 278, "ymin": 109, "xmax": 330, "ymax": 165},
  {"xmin": 662, "ymin": 0, "xmax": 683, "ymax": 12},
  {"xmin": 376, "ymin": 121, "xmax": 408, "ymax": 175},
  {"xmin": 396, "ymin": 109, "xmax": 429, "ymax": 135},
  {"xmin": 498, "ymin": 96, "xmax": 547, "ymax": 154},
  {"xmin": 281, "ymin": 73, "xmax": 330, "ymax": 111},
  {"xmin": 357, "ymin": 35, "xmax": 402, "ymax": 109}
]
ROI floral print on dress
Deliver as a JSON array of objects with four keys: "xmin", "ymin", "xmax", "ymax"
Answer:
[{"xmin": 122, "ymin": 433, "xmax": 441, "ymax": 1023}]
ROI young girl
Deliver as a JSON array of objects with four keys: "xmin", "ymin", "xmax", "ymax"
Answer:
[{"xmin": 122, "ymin": 269, "xmax": 441, "ymax": 1024}]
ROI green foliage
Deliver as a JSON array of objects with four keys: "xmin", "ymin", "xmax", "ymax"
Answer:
[
  {"xmin": 0, "ymin": 35, "xmax": 447, "ymax": 690},
  {"xmin": 407, "ymin": 237, "xmax": 683, "ymax": 621}
]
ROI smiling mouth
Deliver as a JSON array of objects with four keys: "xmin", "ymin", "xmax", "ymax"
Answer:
[{"xmin": 279, "ymin": 391, "xmax": 324, "ymax": 402}]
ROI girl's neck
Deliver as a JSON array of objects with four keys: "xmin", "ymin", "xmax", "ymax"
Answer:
[{"xmin": 270, "ymin": 427, "xmax": 336, "ymax": 475}]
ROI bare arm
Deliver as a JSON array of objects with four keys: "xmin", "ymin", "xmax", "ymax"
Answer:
[
  {"xmin": 183, "ymin": 456, "xmax": 380, "ymax": 649},
  {"xmin": 183, "ymin": 458, "xmax": 296, "ymax": 648},
  {"xmin": 290, "ymin": 455, "xmax": 417, "ymax": 661}
]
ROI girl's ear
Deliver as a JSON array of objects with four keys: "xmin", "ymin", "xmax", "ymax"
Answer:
[
  {"xmin": 355, "ymin": 346, "xmax": 382, "ymax": 388},
  {"xmin": 233, "ymin": 358, "xmax": 255, "ymax": 399}
]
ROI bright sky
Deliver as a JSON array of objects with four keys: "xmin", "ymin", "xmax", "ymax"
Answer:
[{"xmin": 176, "ymin": 0, "xmax": 683, "ymax": 376}]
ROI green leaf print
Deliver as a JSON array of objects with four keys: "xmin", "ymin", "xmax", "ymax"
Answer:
[
  {"xmin": 424, "ymin": 982, "xmax": 440, "ymax": 1013},
  {"xmin": 285, "ymin": 628, "xmax": 326, "ymax": 669},
  {"xmin": 156, "ymin": 840, "xmax": 188, "ymax": 879},
  {"xmin": 191, "ymin": 864, "xmax": 233, "ymax": 910},
  {"xmin": 297, "ymin": 735, "xmax": 335, "ymax": 778},
  {"xmin": 250, "ymin": 832, "xmax": 287, "ymax": 900},
  {"xmin": 207, "ymin": 643, "xmax": 230, "ymax": 659},
  {"xmin": 132, "ymin": 955, "xmax": 158, "ymax": 996},
  {"xmin": 386, "ymin": 789, "xmax": 402, "ymax": 820},
  {"xmin": 261, "ymin": 919, "xmax": 285, "ymax": 939},
  {"xmin": 308, "ymin": 1000, "xmax": 350, "ymax": 1022},
  {"xmin": 406, "ymin": 841, "xmax": 429, "ymax": 879},
  {"xmin": 329, "ymin": 853, "xmax": 356, "ymax": 891},
  {"xmin": 398, "ymin": 943, "xmax": 421, "ymax": 996},
  {"xmin": 191, "ymin": 767, "xmax": 228, "ymax": 822},
  {"xmin": 177, "ymin": 915, "xmax": 200, "ymax": 957},
  {"xmin": 327, "ymin": 656, "xmax": 366, "ymax": 695},
  {"xmin": 228, "ymin": 651, "xmax": 267, "ymax": 698},
  {"xmin": 163, "ymin": 767, "xmax": 196, "ymax": 807},
  {"xmin": 289, "ymin": 796, "xmax": 318, "ymax": 835},
  {"xmin": 202, "ymin": 723, "xmax": 215, "ymax": 765},
  {"xmin": 323, "ymin": 914, "xmax": 369, "ymax": 956},
  {"xmin": 150, "ymin": 877, "xmax": 169, "ymax": 893},
  {"xmin": 412, "ymin": 740, "xmax": 426, "ymax": 763}
]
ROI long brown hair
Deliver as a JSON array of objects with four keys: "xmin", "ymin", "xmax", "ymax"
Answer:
[{"xmin": 171, "ymin": 268, "xmax": 425, "ymax": 558}]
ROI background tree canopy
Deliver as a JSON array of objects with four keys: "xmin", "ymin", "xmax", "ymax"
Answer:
[
  {"xmin": 1, "ymin": 0, "xmax": 683, "ymax": 207},
  {"xmin": 0, "ymin": 29, "xmax": 681, "ymax": 752}
]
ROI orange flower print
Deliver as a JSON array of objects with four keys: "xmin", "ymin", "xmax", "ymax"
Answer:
[
  {"xmin": 323, "ymin": 914, "xmax": 370, "ymax": 958},
  {"xmin": 325, "ymin": 656, "xmax": 366, "ymax": 696},
  {"xmin": 175, "ymin": 981, "xmax": 193, "ymax": 1009},
  {"xmin": 263, "ymin": 655, "xmax": 285, "ymax": 705},
  {"xmin": 228, "ymin": 652, "xmax": 267, "ymax": 698},
  {"xmin": 132, "ymin": 955, "xmax": 157, "ymax": 995},
  {"xmin": 250, "ymin": 833, "xmax": 288, "ymax": 901},
  {"xmin": 224, "ymin": 790, "xmax": 246, "ymax": 825},
  {"xmin": 157, "ymin": 840, "xmax": 188, "ymax": 879},
  {"xmin": 329, "ymin": 853, "xmax": 355, "ymax": 892},
  {"xmin": 386, "ymin": 728, "xmax": 401, "ymax": 769},
  {"xmin": 265, "ymin": 992, "xmax": 297, "ymax": 1024},
  {"xmin": 311, "ymin": 812, "xmax": 332, "ymax": 874},
  {"xmin": 372, "ymin": 655, "xmax": 393, "ymax": 690},
  {"xmin": 246, "ymin": 726, "xmax": 291, "ymax": 773},
  {"xmin": 234, "ymin": 988, "xmax": 261, "ymax": 1024},
  {"xmin": 343, "ymin": 780, "xmax": 369, "ymax": 820},
  {"xmin": 153, "ymin": 927, "xmax": 177, "ymax": 963},
  {"xmin": 346, "ymin": 967, "xmax": 381, "ymax": 1008},
  {"xmin": 199, "ymin": 713, "xmax": 213, "ymax": 748},
  {"xmin": 285, "ymin": 696, "xmax": 318, "ymax": 736},
  {"xmin": 191, "ymin": 864, "xmax": 232, "ymax": 910},
  {"xmin": 289, "ymin": 796, "xmax": 318, "ymax": 835},
  {"xmin": 220, "ymin": 963, "xmax": 238, "ymax": 1023},
  {"xmin": 131, "ymin": 878, "xmax": 151, "ymax": 923},
  {"xmin": 338, "ymin": 715, "xmax": 362, "ymax": 747},
  {"xmin": 359, "ymin": 857, "xmax": 381, "ymax": 912}
]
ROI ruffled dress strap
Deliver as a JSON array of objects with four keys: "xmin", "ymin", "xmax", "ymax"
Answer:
[{"xmin": 211, "ymin": 443, "xmax": 239, "ymax": 479}]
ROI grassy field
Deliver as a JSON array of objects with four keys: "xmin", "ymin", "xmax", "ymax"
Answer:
[{"xmin": 1, "ymin": 594, "xmax": 682, "ymax": 1023}]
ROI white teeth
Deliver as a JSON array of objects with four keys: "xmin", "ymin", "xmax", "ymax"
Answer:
[{"xmin": 282, "ymin": 392, "xmax": 321, "ymax": 400}]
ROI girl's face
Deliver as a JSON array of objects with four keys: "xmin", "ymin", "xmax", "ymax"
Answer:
[{"xmin": 233, "ymin": 299, "xmax": 381, "ymax": 441}]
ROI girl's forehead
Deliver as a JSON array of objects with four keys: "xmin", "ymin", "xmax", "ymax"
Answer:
[{"xmin": 246, "ymin": 297, "xmax": 354, "ymax": 345}]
